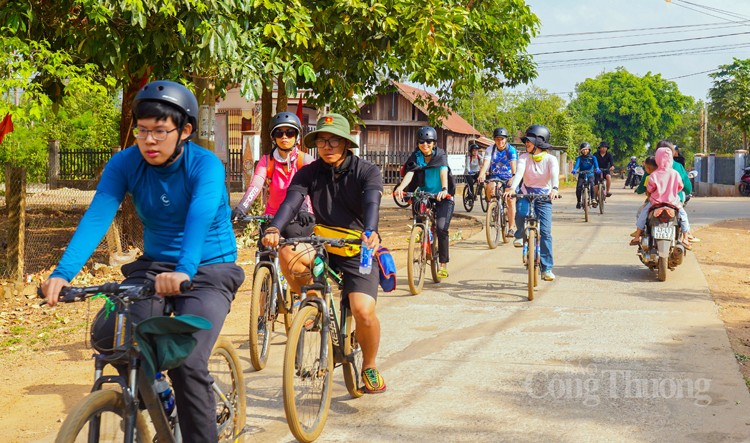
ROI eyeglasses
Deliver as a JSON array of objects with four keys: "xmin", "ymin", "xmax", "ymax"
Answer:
[
  {"xmin": 418, "ymin": 140, "xmax": 435, "ymax": 145},
  {"xmin": 272, "ymin": 128, "xmax": 298, "ymax": 138},
  {"xmin": 314, "ymin": 136, "xmax": 343, "ymax": 149},
  {"xmin": 133, "ymin": 127, "xmax": 178, "ymax": 141}
]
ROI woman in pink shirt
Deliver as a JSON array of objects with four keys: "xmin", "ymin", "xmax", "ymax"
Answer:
[
  {"xmin": 630, "ymin": 145, "xmax": 691, "ymax": 248},
  {"xmin": 232, "ymin": 112, "xmax": 315, "ymax": 292}
]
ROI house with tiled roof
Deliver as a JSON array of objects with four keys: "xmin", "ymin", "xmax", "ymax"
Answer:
[{"xmin": 357, "ymin": 81, "xmax": 482, "ymax": 155}]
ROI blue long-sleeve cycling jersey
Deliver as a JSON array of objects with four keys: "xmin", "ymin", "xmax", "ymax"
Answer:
[
  {"xmin": 572, "ymin": 155, "xmax": 600, "ymax": 175},
  {"xmin": 51, "ymin": 141, "xmax": 237, "ymax": 282}
]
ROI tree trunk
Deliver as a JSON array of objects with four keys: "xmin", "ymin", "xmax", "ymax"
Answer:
[
  {"xmin": 5, "ymin": 166, "xmax": 26, "ymax": 283},
  {"xmin": 193, "ymin": 76, "xmax": 216, "ymax": 152},
  {"xmin": 120, "ymin": 79, "xmax": 141, "ymax": 149},
  {"xmin": 261, "ymin": 83, "xmax": 272, "ymax": 155},
  {"xmin": 276, "ymin": 73, "xmax": 288, "ymax": 113}
]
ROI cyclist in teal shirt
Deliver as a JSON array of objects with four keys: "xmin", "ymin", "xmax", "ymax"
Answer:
[
  {"xmin": 394, "ymin": 126, "xmax": 454, "ymax": 278},
  {"xmin": 41, "ymin": 80, "xmax": 244, "ymax": 442}
]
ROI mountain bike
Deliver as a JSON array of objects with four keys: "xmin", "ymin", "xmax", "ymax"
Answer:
[
  {"xmin": 41, "ymin": 282, "xmax": 246, "ymax": 443},
  {"xmin": 241, "ymin": 214, "xmax": 297, "ymax": 371},
  {"xmin": 279, "ymin": 236, "xmax": 366, "ymax": 443},
  {"xmin": 513, "ymin": 194, "xmax": 551, "ymax": 301},
  {"xmin": 462, "ymin": 173, "xmax": 479, "ymax": 212},
  {"xmin": 403, "ymin": 190, "xmax": 444, "ymax": 295},
  {"xmin": 577, "ymin": 172, "xmax": 595, "ymax": 223},
  {"xmin": 485, "ymin": 178, "xmax": 511, "ymax": 248}
]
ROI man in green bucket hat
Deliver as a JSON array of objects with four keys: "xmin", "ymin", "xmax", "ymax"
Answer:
[{"xmin": 262, "ymin": 113, "xmax": 388, "ymax": 393}]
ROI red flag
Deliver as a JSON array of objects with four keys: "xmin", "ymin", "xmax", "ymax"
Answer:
[
  {"xmin": 0, "ymin": 113, "xmax": 14, "ymax": 145},
  {"xmin": 138, "ymin": 66, "xmax": 152, "ymax": 89},
  {"xmin": 296, "ymin": 94, "xmax": 304, "ymax": 122}
]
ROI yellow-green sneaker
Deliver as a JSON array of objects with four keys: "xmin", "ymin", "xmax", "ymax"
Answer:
[{"xmin": 362, "ymin": 368, "xmax": 386, "ymax": 394}]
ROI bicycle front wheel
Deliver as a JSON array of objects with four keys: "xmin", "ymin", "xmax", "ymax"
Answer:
[
  {"xmin": 462, "ymin": 185, "xmax": 475, "ymax": 212},
  {"xmin": 430, "ymin": 229, "xmax": 441, "ymax": 283},
  {"xmin": 55, "ymin": 390, "xmax": 151, "ymax": 443},
  {"xmin": 210, "ymin": 337, "xmax": 247, "ymax": 443},
  {"xmin": 283, "ymin": 305, "xmax": 334, "ymax": 443},
  {"xmin": 527, "ymin": 234, "xmax": 536, "ymax": 301},
  {"xmin": 480, "ymin": 187, "xmax": 489, "ymax": 212},
  {"xmin": 407, "ymin": 225, "xmax": 426, "ymax": 295},
  {"xmin": 486, "ymin": 200, "xmax": 500, "ymax": 249},
  {"xmin": 599, "ymin": 186, "xmax": 605, "ymax": 214},
  {"xmin": 582, "ymin": 187, "xmax": 589, "ymax": 223},
  {"xmin": 250, "ymin": 266, "xmax": 274, "ymax": 371},
  {"xmin": 342, "ymin": 307, "xmax": 365, "ymax": 399}
]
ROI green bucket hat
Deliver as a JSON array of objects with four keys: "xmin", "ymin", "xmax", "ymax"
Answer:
[
  {"xmin": 303, "ymin": 113, "xmax": 359, "ymax": 150},
  {"xmin": 134, "ymin": 314, "xmax": 213, "ymax": 381}
]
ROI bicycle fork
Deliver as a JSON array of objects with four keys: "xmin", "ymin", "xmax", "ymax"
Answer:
[{"xmin": 295, "ymin": 285, "xmax": 331, "ymax": 378}]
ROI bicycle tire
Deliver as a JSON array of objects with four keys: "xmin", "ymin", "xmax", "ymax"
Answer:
[
  {"xmin": 284, "ymin": 291, "xmax": 298, "ymax": 336},
  {"xmin": 393, "ymin": 193, "xmax": 410, "ymax": 209},
  {"xmin": 533, "ymin": 233, "xmax": 540, "ymax": 288},
  {"xmin": 500, "ymin": 201, "xmax": 509, "ymax": 244},
  {"xmin": 249, "ymin": 266, "xmax": 274, "ymax": 371},
  {"xmin": 55, "ymin": 390, "xmax": 151, "ymax": 443},
  {"xmin": 407, "ymin": 225, "xmax": 426, "ymax": 295},
  {"xmin": 210, "ymin": 337, "xmax": 247, "ymax": 443},
  {"xmin": 430, "ymin": 228, "xmax": 441, "ymax": 283},
  {"xmin": 583, "ymin": 187, "xmax": 589, "ymax": 223},
  {"xmin": 480, "ymin": 187, "xmax": 489, "ymax": 213},
  {"xmin": 462, "ymin": 185, "xmax": 475, "ymax": 212},
  {"xmin": 599, "ymin": 185, "xmax": 605, "ymax": 214},
  {"xmin": 486, "ymin": 200, "xmax": 500, "ymax": 249},
  {"xmin": 342, "ymin": 308, "xmax": 365, "ymax": 399},
  {"xmin": 283, "ymin": 305, "xmax": 333, "ymax": 443},
  {"xmin": 527, "ymin": 234, "xmax": 535, "ymax": 301}
]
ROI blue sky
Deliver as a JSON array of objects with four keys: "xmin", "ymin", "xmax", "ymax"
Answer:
[{"xmin": 519, "ymin": 0, "xmax": 750, "ymax": 101}]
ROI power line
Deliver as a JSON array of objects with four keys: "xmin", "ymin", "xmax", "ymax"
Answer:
[
  {"xmin": 676, "ymin": 0, "xmax": 750, "ymax": 21},
  {"xmin": 531, "ymin": 30, "xmax": 750, "ymax": 56},
  {"xmin": 534, "ymin": 21, "xmax": 741, "ymax": 38},
  {"xmin": 667, "ymin": 69, "xmax": 720, "ymax": 80},
  {"xmin": 671, "ymin": 2, "xmax": 739, "ymax": 22}
]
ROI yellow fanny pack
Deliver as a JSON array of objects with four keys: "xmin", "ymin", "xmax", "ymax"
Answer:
[{"xmin": 312, "ymin": 224, "xmax": 362, "ymax": 257}]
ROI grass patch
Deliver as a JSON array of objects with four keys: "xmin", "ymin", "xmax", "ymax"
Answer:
[{"xmin": 735, "ymin": 352, "xmax": 750, "ymax": 363}]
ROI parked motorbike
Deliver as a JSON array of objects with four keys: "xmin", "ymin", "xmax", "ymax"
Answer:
[
  {"xmin": 637, "ymin": 203, "xmax": 686, "ymax": 282},
  {"xmin": 739, "ymin": 166, "xmax": 750, "ymax": 197}
]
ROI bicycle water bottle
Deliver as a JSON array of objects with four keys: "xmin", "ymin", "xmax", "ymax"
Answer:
[
  {"xmin": 154, "ymin": 371, "xmax": 176, "ymax": 417},
  {"xmin": 359, "ymin": 230, "xmax": 373, "ymax": 275}
]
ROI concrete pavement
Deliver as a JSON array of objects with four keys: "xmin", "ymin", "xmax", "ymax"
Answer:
[{"xmin": 237, "ymin": 184, "xmax": 750, "ymax": 442}]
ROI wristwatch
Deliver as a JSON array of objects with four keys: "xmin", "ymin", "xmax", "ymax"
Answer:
[{"xmin": 552, "ymin": 186, "xmax": 559, "ymax": 190}]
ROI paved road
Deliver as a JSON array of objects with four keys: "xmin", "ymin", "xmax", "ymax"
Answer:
[{"xmin": 237, "ymin": 184, "xmax": 750, "ymax": 442}]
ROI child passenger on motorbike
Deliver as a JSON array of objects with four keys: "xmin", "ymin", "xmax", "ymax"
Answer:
[{"xmin": 629, "ymin": 147, "xmax": 691, "ymax": 249}]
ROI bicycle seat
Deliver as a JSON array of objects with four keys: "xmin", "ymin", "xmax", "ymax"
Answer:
[{"xmin": 134, "ymin": 315, "xmax": 212, "ymax": 380}]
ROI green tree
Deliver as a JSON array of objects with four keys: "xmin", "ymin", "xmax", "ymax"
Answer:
[
  {"xmin": 568, "ymin": 67, "xmax": 692, "ymax": 162},
  {"xmin": 708, "ymin": 58, "xmax": 750, "ymax": 150}
]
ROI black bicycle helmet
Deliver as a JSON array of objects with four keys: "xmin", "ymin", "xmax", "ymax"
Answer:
[
  {"xmin": 468, "ymin": 142, "xmax": 479, "ymax": 151},
  {"xmin": 417, "ymin": 126, "xmax": 437, "ymax": 142},
  {"xmin": 133, "ymin": 80, "xmax": 198, "ymax": 135},
  {"xmin": 492, "ymin": 127, "xmax": 509, "ymax": 139},
  {"xmin": 521, "ymin": 124, "xmax": 551, "ymax": 144},
  {"xmin": 579, "ymin": 142, "xmax": 591, "ymax": 152},
  {"xmin": 270, "ymin": 112, "xmax": 302, "ymax": 134}
]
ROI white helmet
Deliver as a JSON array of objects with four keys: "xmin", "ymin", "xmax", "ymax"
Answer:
[{"xmin": 630, "ymin": 156, "xmax": 636, "ymax": 160}]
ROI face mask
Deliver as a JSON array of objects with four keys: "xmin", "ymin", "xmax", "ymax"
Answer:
[{"xmin": 532, "ymin": 151, "xmax": 547, "ymax": 162}]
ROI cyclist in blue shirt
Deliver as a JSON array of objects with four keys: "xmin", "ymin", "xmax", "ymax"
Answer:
[
  {"xmin": 394, "ymin": 126, "xmax": 454, "ymax": 279},
  {"xmin": 478, "ymin": 127, "xmax": 518, "ymax": 234},
  {"xmin": 41, "ymin": 80, "xmax": 244, "ymax": 442},
  {"xmin": 571, "ymin": 142, "xmax": 601, "ymax": 209}
]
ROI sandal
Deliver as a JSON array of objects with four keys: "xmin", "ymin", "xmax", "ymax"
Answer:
[
  {"xmin": 629, "ymin": 237, "xmax": 640, "ymax": 246},
  {"xmin": 437, "ymin": 268, "xmax": 449, "ymax": 279}
]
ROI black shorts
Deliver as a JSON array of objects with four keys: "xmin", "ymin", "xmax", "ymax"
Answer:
[{"xmin": 328, "ymin": 253, "xmax": 379, "ymax": 302}]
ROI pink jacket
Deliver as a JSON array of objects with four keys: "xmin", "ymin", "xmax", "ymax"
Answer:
[{"xmin": 646, "ymin": 147, "xmax": 683, "ymax": 207}]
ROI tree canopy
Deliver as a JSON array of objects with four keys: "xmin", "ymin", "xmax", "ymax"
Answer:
[{"xmin": 708, "ymin": 58, "xmax": 750, "ymax": 150}]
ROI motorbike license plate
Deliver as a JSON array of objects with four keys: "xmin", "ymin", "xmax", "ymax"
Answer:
[{"xmin": 653, "ymin": 226, "xmax": 675, "ymax": 240}]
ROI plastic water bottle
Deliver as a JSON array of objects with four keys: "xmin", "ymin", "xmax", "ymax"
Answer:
[
  {"xmin": 359, "ymin": 230, "xmax": 373, "ymax": 275},
  {"xmin": 154, "ymin": 371, "xmax": 176, "ymax": 417}
]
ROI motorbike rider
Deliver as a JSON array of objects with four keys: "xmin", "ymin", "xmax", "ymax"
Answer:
[
  {"xmin": 231, "ymin": 112, "xmax": 316, "ymax": 294},
  {"xmin": 571, "ymin": 142, "xmax": 601, "ymax": 209},
  {"xmin": 624, "ymin": 156, "xmax": 638, "ymax": 188},
  {"xmin": 629, "ymin": 146, "xmax": 691, "ymax": 249},
  {"xmin": 504, "ymin": 124, "xmax": 559, "ymax": 281},
  {"xmin": 594, "ymin": 141, "xmax": 615, "ymax": 199},
  {"xmin": 477, "ymin": 127, "xmax": 517, "ymax": 234}
]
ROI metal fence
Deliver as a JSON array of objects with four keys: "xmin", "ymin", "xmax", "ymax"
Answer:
[{"xmin": 59, "ymin": 148, "xmax": 112, "ymax": 180}]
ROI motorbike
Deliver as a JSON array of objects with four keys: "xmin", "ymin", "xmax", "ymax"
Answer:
[
  {"xmin": 629, "ymin": 166, "xmax": 644, "ymax": 189},
  {"xmin": 637, "ymin": 203, "xmax": 686, "ymax": 282},
  {"xmin": 739, "ymin": 166, "xmax": 750, "ymax": 197}
]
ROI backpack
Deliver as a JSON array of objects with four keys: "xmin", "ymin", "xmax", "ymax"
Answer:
[{"xmin": 266, "ymin": 148, "xmax": 305, "ymax": 185}]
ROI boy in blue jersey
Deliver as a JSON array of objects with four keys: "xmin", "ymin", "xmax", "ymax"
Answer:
[
  {"xmin": 477, "ymin": 127, "xmax": 518, "ymax": 234},
  {"xmin": 41, "ymin": 80, "xmax": 244, "ymax": 442},
  {"xmin": 394, "ymin": 126, "xmax": 454, "ymax": 278},
  {"xmin": 571, "ymin": 142, "xmax": 601, "ymax": 209}
]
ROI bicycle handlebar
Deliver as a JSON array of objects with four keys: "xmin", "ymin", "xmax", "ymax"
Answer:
[
  {"xmin": 510, "ymin": 193, "xmax": 560, "ymax": 200},
  {"xmin": 37, "ymin": 280, "xmax": 193, "ymax": 305},
  {"xmin": 239, "ymin": 214, "xmax": 273, "ymax": 222},
  {"xmin": 401, "ymin": 191, "xmax": 452, "ymax": 199},
  {"xmin": 279, "ymin": 235, "xmax": 363, "ymax": 248}
]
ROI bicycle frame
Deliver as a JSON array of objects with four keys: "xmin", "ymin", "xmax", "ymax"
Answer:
[{"xmin": 408, "ymin": 190, "xmax": 438, "ymax": 254}]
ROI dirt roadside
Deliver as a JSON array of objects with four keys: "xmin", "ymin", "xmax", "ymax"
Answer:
[{"xmin": 0, "ymin": 212, "xmax": 748, "ymax": 442}]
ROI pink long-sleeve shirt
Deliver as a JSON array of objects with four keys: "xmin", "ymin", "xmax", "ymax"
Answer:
[{"xmin": 646, "ymin": 147, "xmax": 683, "ymax": 207}]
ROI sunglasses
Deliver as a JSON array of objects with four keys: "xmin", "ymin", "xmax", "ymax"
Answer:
[
  {"xmin": 418, "ymin": 140, "xmax": 435, "ymax": 145},
  {"xmin": 272, "ymin": 128, "xmax": 298, "ymax": 138}
]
